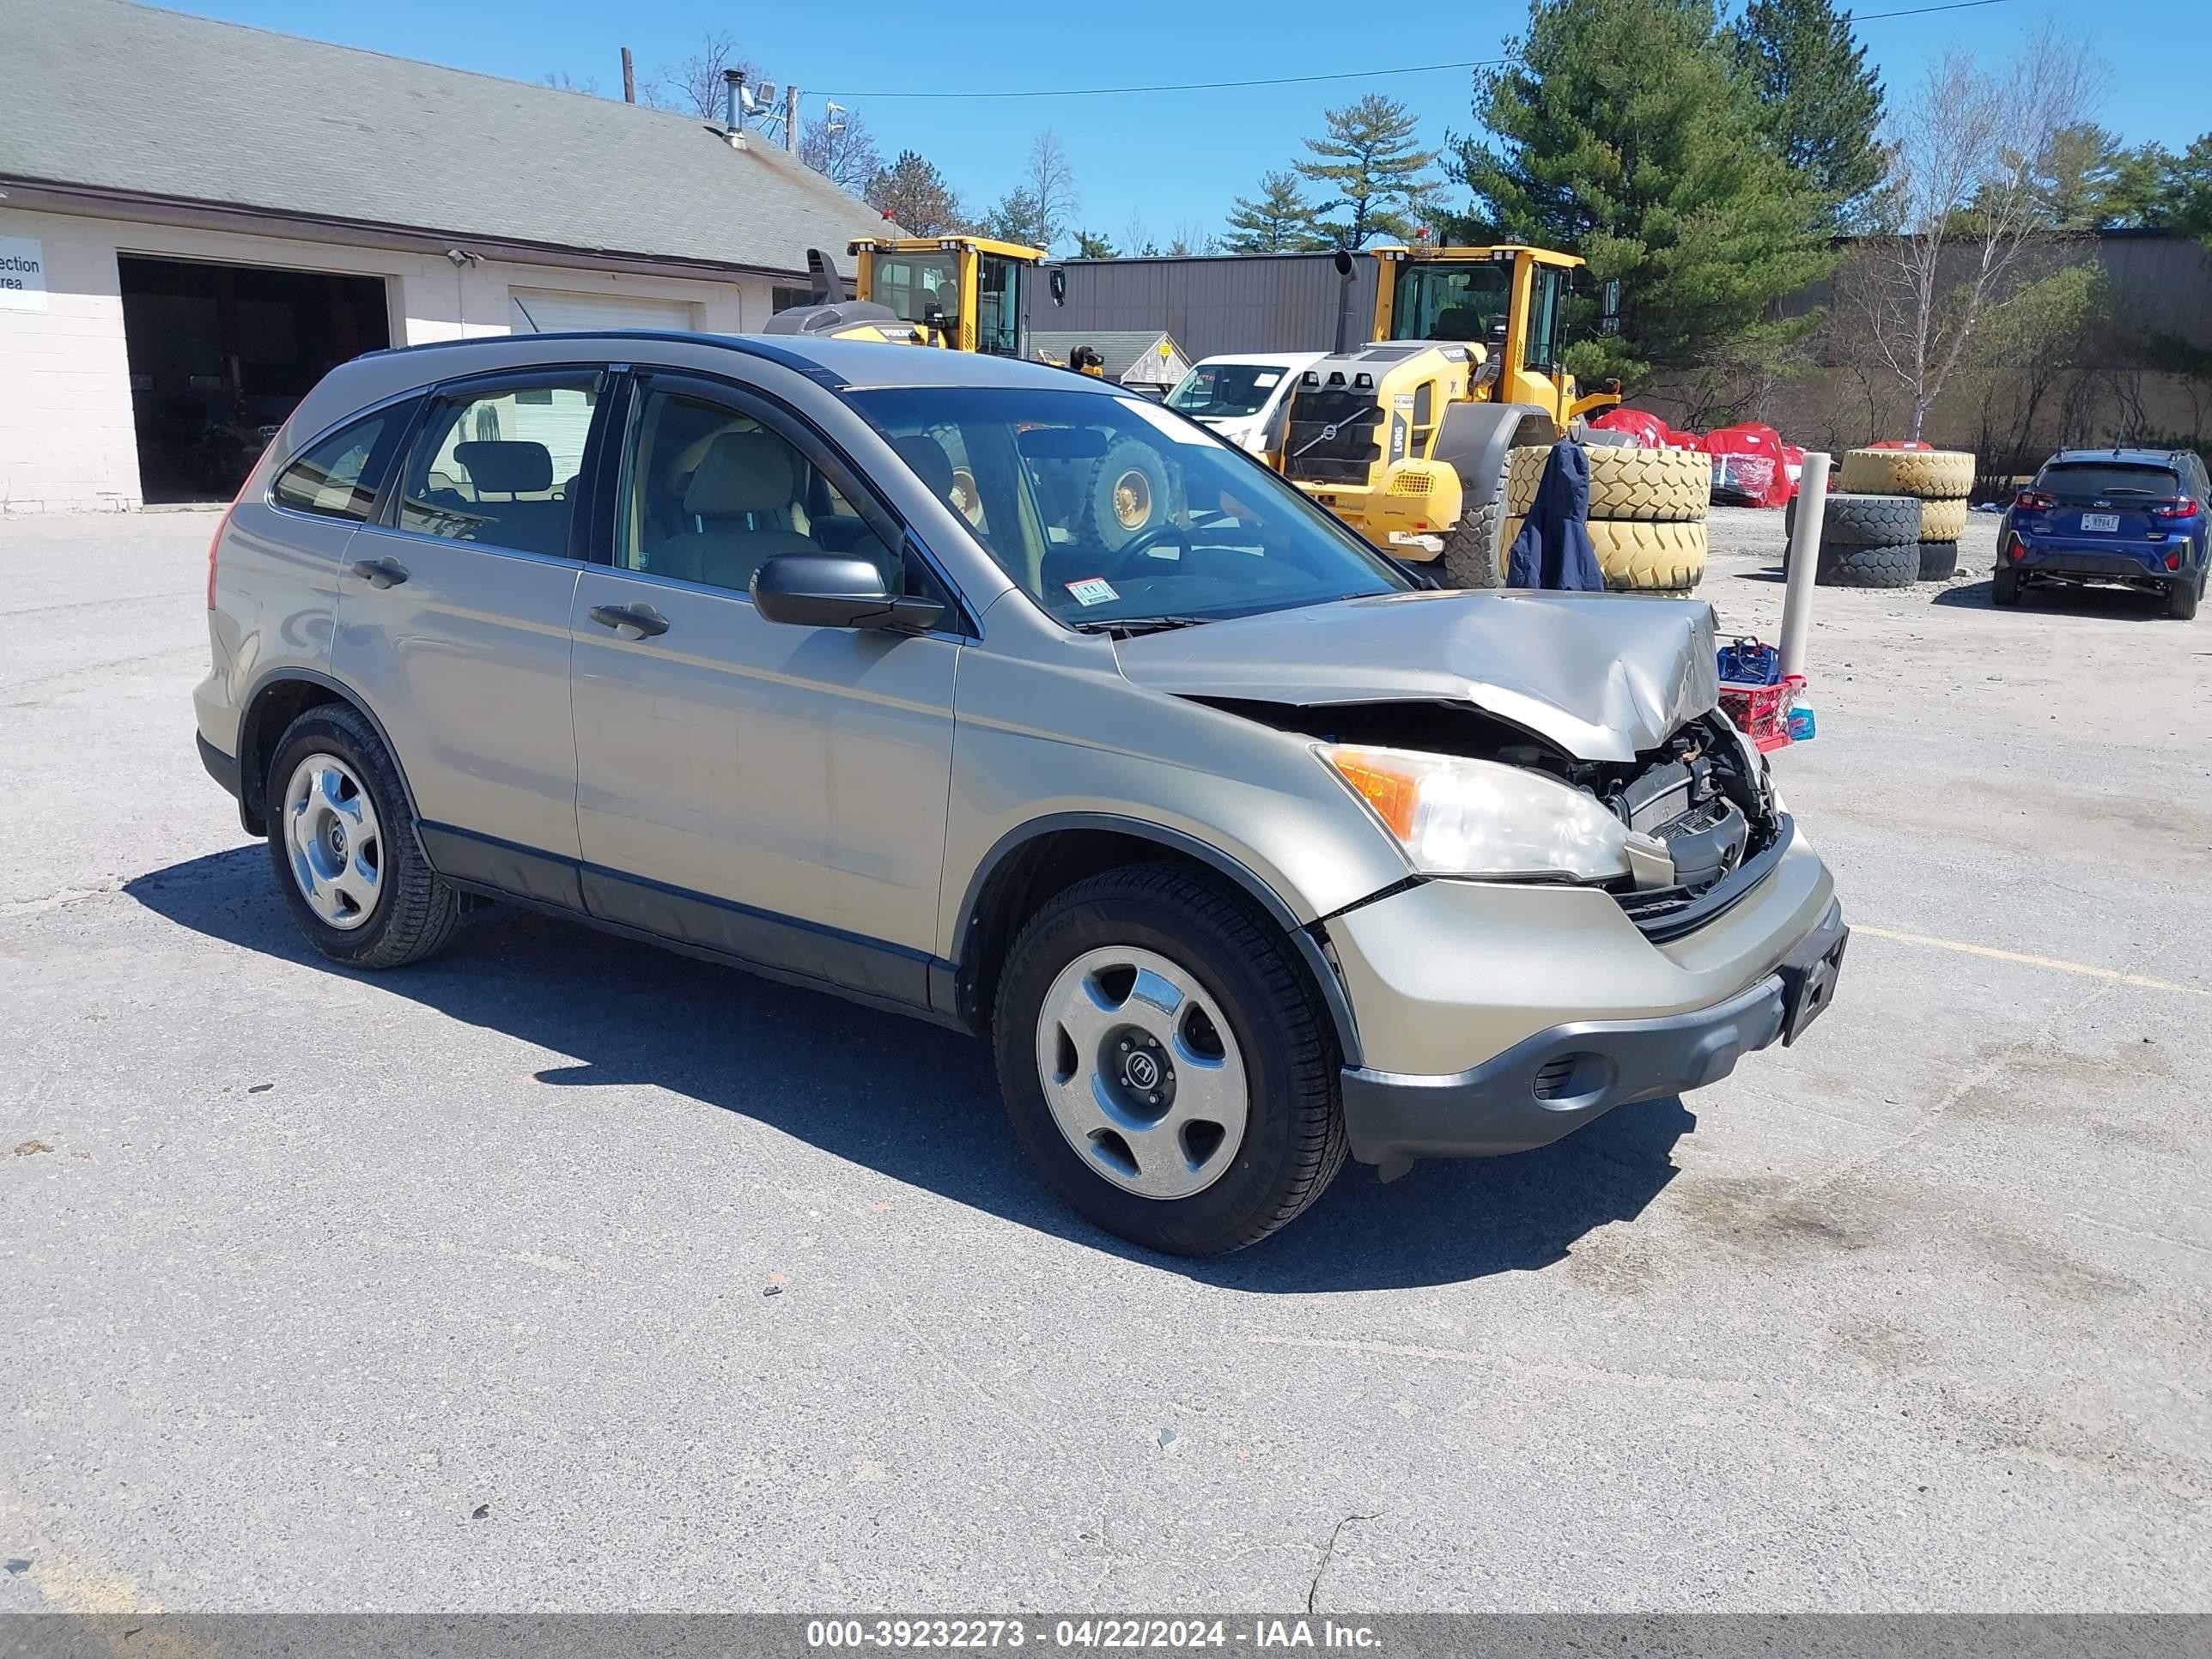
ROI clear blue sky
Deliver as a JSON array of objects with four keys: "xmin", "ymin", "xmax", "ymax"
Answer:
[{"xmin": 167, "ymin": 0, "xmax": 2211, "ymax": 251}]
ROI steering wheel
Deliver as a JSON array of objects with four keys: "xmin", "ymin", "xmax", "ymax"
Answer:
[{"xmin": 1097, "ymin": 518, "xmax": 1187, "ymax": 574}]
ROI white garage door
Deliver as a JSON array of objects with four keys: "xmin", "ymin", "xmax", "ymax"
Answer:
[{"xmin": 507, "ymin": 289, "xmax": 698, "ymax": 335}]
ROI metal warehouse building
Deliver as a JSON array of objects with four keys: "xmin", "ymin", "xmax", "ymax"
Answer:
[{"xmin": 0, "ymin": 0, "xmax": 887, "ymax": 513}]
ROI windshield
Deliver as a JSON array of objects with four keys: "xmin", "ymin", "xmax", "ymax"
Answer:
[
  {"xmin": 1167, "ymin": 363, "xmax": 1290, "ymax": 419},
  {"xmin": 1393, "ymin": 263, "xmax": 1511, "ymax": 343},
  {"xmin": 2038, "ymin": 462, "xmax": 2180, "ymax": 499},
  {"xmin": 873, "ymin": 253, "xmax": 960, "ymax": 327},
  {"xmin": 851, "ymin": 386, "xmax": 1409, "ymax": 629}
]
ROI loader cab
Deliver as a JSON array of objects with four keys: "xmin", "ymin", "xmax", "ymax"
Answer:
[
  {"xmin": 849, "ymin": 237, "xmax": 1045, "ymax": 357},
  {"xmin": 1370, "ymin": 245, "xmax": 1580, "ymax": 414}
]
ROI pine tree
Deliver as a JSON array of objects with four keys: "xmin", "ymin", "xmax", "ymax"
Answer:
[
  {"xmin": 1456, "ymin": 0, "xmax": 1833, "ymax": 388},
  {"xmin": 1223, "ymin": 171, "xmax": 1328, "ymax": 252},
  {"xmin": 1295, "ymin": 94, "xmax": 1443, "ymax": 249},
  {"xmin": 1729, "ymin": 0, "xmax": 1885, "ymax": 227},
  {"xmin": 1073, "ymin": 229, "xmax": 1117, "ymax": 258},
  {"xmin": 866, "ymin": 151, "xmax": 968, "ymax": 237}
]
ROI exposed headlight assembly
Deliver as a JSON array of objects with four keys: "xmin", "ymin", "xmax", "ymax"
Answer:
[{"xmin": 1320, "ymin": 744, "xmax": 1661, "ymax": 884}]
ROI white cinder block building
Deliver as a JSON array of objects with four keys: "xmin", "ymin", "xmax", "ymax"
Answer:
[{"xmin": 0, "ymin": 0, "xmax": 887, "ymax": 512}]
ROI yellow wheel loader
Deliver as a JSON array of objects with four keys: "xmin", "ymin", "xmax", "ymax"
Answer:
[
  {"xmin": 763, "ymin": 238, "xmax": 1048, "ymax": 352},
  {"xmin": 1278, "ymin": 244, "xmax": 1623, "ymax": 588}
]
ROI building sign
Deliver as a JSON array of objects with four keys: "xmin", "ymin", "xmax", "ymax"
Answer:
[{"xmin": 0, "ymin": 235, "xmax": 47, "ymax": 312}]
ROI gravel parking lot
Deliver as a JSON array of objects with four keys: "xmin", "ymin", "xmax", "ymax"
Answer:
[{"xmin": 3, "ymin": 503, "xmax": 2208, "ymax": 1613}]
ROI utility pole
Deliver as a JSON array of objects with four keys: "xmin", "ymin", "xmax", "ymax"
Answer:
[
  {"xmin": 620, "ymin": 46, "xmax": 635, "ymax": 104},
  {"xmin": 783, "ymin": 84, "xmax": 799, "ymax": 152}
]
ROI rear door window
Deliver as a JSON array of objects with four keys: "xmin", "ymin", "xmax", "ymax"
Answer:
[{"xmin": 395, "ymin": 377, "xmax": 600, "ymax": 557}]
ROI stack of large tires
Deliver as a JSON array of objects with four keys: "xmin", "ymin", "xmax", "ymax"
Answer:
[
  {"xmin": 1499, "ymin": 442, "xmax": 1715, "ymax": 592},
  {"xmin": 1837, "ymin": 447, "xmax": 1976, "ymax": 581}
]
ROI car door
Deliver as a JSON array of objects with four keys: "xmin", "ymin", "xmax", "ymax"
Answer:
[
  {"xmin": 568, "ymin": 368, "xmax": 962, "ymax": 1007},
  {"xmin": 331, "ymin": 368, "xmax": 606, "ymax": 903}
]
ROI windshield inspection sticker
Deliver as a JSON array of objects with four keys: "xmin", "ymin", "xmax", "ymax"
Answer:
[
  {"xmin": 1253, "ymin": 372, "xmax": 1280, "ymax": 388},
  {"xmin": 1064, "ymin": 577, "xmax": 1120, "ymax": 606}
]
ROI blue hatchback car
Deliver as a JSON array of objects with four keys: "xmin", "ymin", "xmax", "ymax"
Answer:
[{"xmin": 1996, "ymin": 447, "xmax": 2210, "ymax": 619}]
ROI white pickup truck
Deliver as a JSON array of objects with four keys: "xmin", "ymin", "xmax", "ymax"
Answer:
[{"xmin": 1162, "ymin": 352, "xmax": 1326, "ymax": 457}]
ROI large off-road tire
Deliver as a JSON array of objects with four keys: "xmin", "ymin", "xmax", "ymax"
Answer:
[
  {"xmin": 1499, "ymin": 515, "xmax": 1707, "ymax": 592},
  {"xmin": 1917, "ymin": 539, "xmax": 1960, "ymax": 581},
  {"xmin": 1816, "ymin": 538, "xmax": 1919, "ymax": 589},
  {"xmin": 1838, "ymin": 447, "xmax": 1976, "ymax": 499},
  {"xmin": 1917, "ymin": 495, "xmax": 1969, "ymax": 542},
  {"xmin": 264, "ymin": 703, "xmax": 463, "ymax": 969},
  {"xmin": 1991, "ymin": 566, "xmax": 2022, "ymax": 606},
  {"xmin": 1820, "ymin": 491, "xmax": 1923, "ymax": 547},
  {"xmin": 1504, "ymin": 443, "xmax": 1711, "ymax": 520},
  {"xmin": 1085, "ymin": 437, "xmax": 1183, "ymax": 552},
  {"xmin": 1440, "ymin": 498, "xmax": 1504, "ymax": 589},
  {"xmin": 1591, "ymin": 518, "xmax": 1707, "ymax": 591},
  {"xmin": 992, "ymin": 862, "xmax": 1347, "ymax": 1256}
]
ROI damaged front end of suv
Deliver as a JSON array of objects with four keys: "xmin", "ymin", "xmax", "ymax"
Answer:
[{"xmin": 1112, "ymin": 588, "xmax": 1844, "ymax": 1176}]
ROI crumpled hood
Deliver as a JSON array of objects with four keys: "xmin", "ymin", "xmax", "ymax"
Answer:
[{"xmin": 1114, "ymin": 589, "xmax": 1718, "ymax": 763}]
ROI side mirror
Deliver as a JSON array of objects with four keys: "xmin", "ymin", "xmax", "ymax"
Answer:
[
  {"xmin": 750, "ymin": 554, "xmax": 944, "ymax": 632},
  {"xmin": 1049, "ymin": 268, "xmax": 1067, "ymax": 305}
]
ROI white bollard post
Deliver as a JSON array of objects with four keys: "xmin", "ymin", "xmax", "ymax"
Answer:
[{"xmin": 1778, "ymin": 450, "xmax": 1829, "ymax": 682}]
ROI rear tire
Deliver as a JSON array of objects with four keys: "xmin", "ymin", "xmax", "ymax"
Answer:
[
  {"xmin": 2170, "ymin": 578, "xmax": 2200, "ymax": 621},
  {"xmin": 1991, "ymin": 566, "xmax": 2022, "ymax": 606},
  {"xmin": 264, "ymin": 703, "xmax": 463, "ymax": 969},
  {"xmin": 992, "ymin": 863, "xmax": 1346, "ymax": 1256}
]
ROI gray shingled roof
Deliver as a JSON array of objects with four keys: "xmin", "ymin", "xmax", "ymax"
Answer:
[
  {"xmin": 0, "ymin": 0, "xmax": 890, "ymax": 277},
  {"xmin": 1028, "ymin": 330, "xmax": 1189, "ymax": 383}
]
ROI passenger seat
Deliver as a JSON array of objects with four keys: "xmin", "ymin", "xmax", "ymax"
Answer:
[{"xmin": 648, "ymin": 430, "xmax": 821, "ymax": 591}]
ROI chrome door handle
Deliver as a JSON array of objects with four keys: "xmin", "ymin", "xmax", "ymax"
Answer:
[
  {"xmin": 349, "ymin": 556, "xmax": 409, "ymax": 589},
  {"xmin": 588, "ymin": 603, "xmax": 670, "ymax": 640}
]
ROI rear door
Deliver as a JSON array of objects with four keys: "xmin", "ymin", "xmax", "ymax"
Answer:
[
  {"xmin": 2040, "ymin": 461, "xmax": 2181, "ymax": 544},
  {"xmin": 331, "ymin": 368, "xmax": 606, "ymax": 899},
  {"xmin": 566, "ymin": 369, "xmax": 963, "ymax": 1006}
]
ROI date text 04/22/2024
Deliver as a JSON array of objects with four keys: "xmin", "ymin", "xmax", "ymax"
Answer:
[{"xmin": 804, "ymin": 1619, "xmax": 1382, "ymax": 1650}]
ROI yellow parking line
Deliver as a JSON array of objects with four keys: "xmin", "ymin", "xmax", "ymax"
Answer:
[{"xmin": 1856, "ymin": 925, "xmax": 2212, "ymax": 999}]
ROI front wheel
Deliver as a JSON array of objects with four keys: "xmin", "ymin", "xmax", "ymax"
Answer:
[{"xmin": 992, "ymin": 864, "xmax": 1346, "ymax": 1255}]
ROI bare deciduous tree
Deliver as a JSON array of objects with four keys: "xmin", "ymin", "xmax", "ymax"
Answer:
[
  {"xmin": 540, "ymin": 70, "xmax": 603, "ymax": 97},
  {"xmin": 800, "ymin": 107, "xmax": 884, "ymax": 194},
  {"xmin": 1020, "ymin": 131, "xmax": 1079, "ymax": 253},
  {"xmin": 1853, "ymin": 27, "xmax": 2103, "ymax": 439},
  {"xmin": 651, "ymin": 29, "xmax": 762, "ymax": 121}
]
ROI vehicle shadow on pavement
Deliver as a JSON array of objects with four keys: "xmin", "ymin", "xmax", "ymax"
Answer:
[
  {"xmin": 1933, "ymin": 578, "xmax": 2171, "ymax": 618},
  {"xmin": 128, "ymin": 847, "xmax": 1691, "ymax": 1291}
]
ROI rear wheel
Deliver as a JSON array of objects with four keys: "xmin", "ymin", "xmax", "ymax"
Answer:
[
  {"xmin": 992, "ymin": 863, "xmax": 1346, "ymax": 1255},
  {"xmin": 1991, "ymin": 566, "xmax": 2022, "ymax": 606},
  {"xmin": 2169, "ymin": 577, "xmax": 2200, "ymax": 621},
  {"xmin": 264, "ymin": 703, "xmax": 462, "ymax": 969}
]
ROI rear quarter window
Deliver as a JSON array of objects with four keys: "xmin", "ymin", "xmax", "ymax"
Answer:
[
  {"xmin": 270, "ymin": 409, "xmax": 406, "ymax": 520},
  {"xmin": 2037, "ymin": 463, "xmax": 2181, "ymax": 499}
]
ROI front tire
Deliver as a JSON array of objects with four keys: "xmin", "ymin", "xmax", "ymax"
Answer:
[
  {"xmin": 264, "ymin": 703, "xmax": 463, "ymax": 969},
  {"xmin": 992, "ymin": 863, "xmax": 1346, "ymax": 1255},
  {"xmin": 1441, "ymin": 499, "xmax": 1504, "ymax": 589}
]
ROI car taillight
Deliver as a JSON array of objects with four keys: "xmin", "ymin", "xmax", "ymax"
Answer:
[
  {"xmin": 2014, "ymin": 489, "xmax": 2055, "ymax": 511},
  {"xmin": 2153, "ymin": 496, "xmax": 2199, "ymax": 519},
  {"xmin": 2166, "ymin": 552, "xmax": 2182, "ymax": 571}
]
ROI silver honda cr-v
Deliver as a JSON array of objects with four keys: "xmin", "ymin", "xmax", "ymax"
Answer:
[{"xmin": 194, "ymin": 331, "xmax": 1845, "ymax": 1255}]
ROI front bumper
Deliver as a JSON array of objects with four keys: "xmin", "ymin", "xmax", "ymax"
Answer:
[{"xmin": 1340, "ymin": 898, "xmax": 1846, "ymax": 1167}]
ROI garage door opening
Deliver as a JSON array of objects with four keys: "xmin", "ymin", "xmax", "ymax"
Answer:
[{"xmin": 118, "ymin": 255, "xmax": 391, "ymax": 504}]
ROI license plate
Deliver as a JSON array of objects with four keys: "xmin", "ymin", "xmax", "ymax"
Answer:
[
  {"xmin": 1779, "ymin": 933, "xmax": 1847, "ymax": 1046},
  {"xmin": 2081, "ymin": 512, "xmax": 2120, "ymax": 532}
]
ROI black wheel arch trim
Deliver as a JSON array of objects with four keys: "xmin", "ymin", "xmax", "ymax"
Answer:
[
  {"xmin": 233, "ymin": 665, "xmax": 428, "ymax": 841},
  {"xmin": 941, "ymin": 811, "xmax": 1365, "ymax": 1067}
]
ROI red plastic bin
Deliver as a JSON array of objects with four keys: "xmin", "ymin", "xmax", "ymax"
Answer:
[{"xmin": 1718, "ymin": 674, "xmax": 1805, "ymax": 752}]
